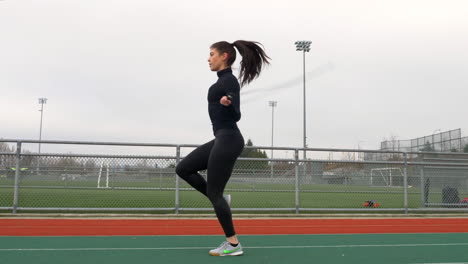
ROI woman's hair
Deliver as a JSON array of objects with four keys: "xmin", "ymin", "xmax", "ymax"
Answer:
[{"xmin": 210, "ymin": 40, "xmax": 271, "ymax": 87}]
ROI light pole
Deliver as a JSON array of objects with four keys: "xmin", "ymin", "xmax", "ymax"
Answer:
[
  {"xmin": 38, "ymin": 98, "xmax": 47, "ymax": 155},
  {"xmin": 269, "ymin": 101, "xmax": 277, "ymax": 178},
  {"xmin": 295, "ymin": 41, "xmax": 311, "ymax": 160}
]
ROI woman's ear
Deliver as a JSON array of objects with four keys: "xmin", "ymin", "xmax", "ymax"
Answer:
[{"xmin": 221, "ymin": 52, "xmax": 229, "ymax": 62}]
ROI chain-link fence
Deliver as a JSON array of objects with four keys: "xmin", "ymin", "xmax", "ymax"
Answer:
[
  {"xmin": 463, "ymin": 137, "xmax": 468, "ymax": 152},
  {"xmin": 1, "ymin": 139, "xmax": 468, "ymax": 214},
  {"xmin": 381, "ymin": 129, "xmax": 467, "ymax": 153}
]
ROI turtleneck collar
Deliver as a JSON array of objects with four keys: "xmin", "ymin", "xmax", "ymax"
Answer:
[{"xmin": 217, "ymin": 67, "xmax": 232, "ymax": 78}]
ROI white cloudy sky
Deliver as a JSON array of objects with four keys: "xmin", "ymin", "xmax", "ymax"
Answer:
[{"xmin": 1, "ymin": 0, "xmax": 467, "ymax": 153}]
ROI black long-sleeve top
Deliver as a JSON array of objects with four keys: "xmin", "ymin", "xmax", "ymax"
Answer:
[{"xmin": 207, "ymin": 67, "xmax": 241, "ymax": 134}]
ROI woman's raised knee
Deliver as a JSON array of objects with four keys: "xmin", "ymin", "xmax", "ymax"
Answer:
[{"xmin": 175, "ymin": 163, "xmax": 188, "ymax": 177}]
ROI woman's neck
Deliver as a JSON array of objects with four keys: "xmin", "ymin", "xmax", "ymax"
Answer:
[{"xmin": 217, "ymin": 65, "xmax": 230, "ymax": 72}]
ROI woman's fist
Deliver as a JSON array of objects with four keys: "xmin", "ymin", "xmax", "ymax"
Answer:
[{"xmin": 220, "ymin": 96, "xmax": 231, "ymax": 106}]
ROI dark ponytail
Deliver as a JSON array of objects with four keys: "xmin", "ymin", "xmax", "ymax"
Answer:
[{"xmin": 210, "ymin": 40, "xmax": 271, "ymax": 87}]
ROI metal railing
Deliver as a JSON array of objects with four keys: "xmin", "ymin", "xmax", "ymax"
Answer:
[{"xmin": 1, "ymin": 139, "xmax": 468, "ymax": 214}]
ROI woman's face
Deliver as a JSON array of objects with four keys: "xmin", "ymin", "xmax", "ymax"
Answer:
[{"xmin": 208, "ymin": 48, "xmax": 228, "ymax": 72}]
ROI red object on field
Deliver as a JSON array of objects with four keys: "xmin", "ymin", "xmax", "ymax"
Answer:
[
  {"xmin": 364, "ymin": 200, "xmax": 380, "ymax": 208},
  {"xmin": 461, "ymin": 198, "xmax": 468, "ymax": 207}
]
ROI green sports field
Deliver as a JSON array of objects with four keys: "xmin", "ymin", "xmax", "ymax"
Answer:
[{"xmin": 2, "ymin": 177, "xmax": 464, "ymax": 212}]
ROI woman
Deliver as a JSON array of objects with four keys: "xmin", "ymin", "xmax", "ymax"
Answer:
[{"xmin": 175, "ymin": 40, "xmax": 270, "ymax": 256}]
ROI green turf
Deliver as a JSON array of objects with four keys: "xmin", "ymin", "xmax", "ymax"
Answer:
[
  {"xmin": 1, "ymin": 233, "xmax": 468, "ymax": 264},
  {"xmin": 1, "ymin": 178, "xmax": 466, "ymax": 212},
  {"xmin": 0, "ymin": 186, "xmax": 457, "ymax": 211}
]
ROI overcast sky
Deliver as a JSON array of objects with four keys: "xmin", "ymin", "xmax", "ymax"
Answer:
[{"xmin": 1, "ymin": 0, "xmax": 467, "ymax": 153}]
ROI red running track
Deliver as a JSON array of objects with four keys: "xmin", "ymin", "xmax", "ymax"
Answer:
[{"xmin": 1, "ymin": 218, "xmax": 468, "ymax": 236}]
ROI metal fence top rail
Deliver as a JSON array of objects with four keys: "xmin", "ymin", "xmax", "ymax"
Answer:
[
  {"xmin": 2, "ymin": 138, "xmax": 468, "ymax": 156},
  {"xmin": 20, "ymin": 153, "xmax": 177, "ymax": 159},
  {"xmin": 0, "ymin": 139, "xmax": 182, "ymax": 148},
  {"xmin": 1, "ymin": 139, "xmax": 298, "ymax": 151}
]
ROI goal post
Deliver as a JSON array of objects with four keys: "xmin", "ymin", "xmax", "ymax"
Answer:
[
  {"xmin": 97, "ymin": 160, "xmax": 110, "ymax": 188},
  {"xmin": 370, "ymin": 167, "xmax": 403, "ymax": 187}
]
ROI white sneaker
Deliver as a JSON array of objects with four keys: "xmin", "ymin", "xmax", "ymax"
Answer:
[
  {"xmin": 209, "ymin": 241, "xmax": 243, "ymax": 256},
  {"xmin": 223, "ymin": 194, "xmax": 231, "ymax": 206}
]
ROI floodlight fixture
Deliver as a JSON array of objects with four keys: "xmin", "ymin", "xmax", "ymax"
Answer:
[{"xmin": 295, "ymin": 41, "xmax": 312, "ymax": 52}]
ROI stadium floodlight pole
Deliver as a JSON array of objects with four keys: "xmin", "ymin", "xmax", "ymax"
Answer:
[
  {"xmin": 37, "ymin": 98, "xmax": 47, "ymax": 174},
  {"xmin": 295, "ymin": 40, "xmax": 312, "ymax": 160},
  {"xmin": 269, "ymin": 101, "xmax": 277, "ymax": 178},
  {"xmin": 38, "ymin": 98, "xmax": 47, "ymax": 154}
]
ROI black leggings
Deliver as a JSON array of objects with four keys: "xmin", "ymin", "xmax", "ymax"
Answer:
[{"xmin": 175, "ymin": 128, "xmax": 244, "ymax": 237}]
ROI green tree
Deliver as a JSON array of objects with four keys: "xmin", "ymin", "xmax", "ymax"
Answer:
[
  {"xmin": 236, "ymin": 139, "xmax": 269, "ymax": 170},
  {"xmin": 240, "ymin": 139, "xmax": 268, "ymax": 159},
  {"xmin": 464, "ymin": 144, "xmax": 468, "ymax": 153},
  {"xmin": 420, "ymin": 141, "xmax": 435, "ymax": 152}
]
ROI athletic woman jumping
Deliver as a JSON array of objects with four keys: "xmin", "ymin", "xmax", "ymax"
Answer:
[{"xmin": 175, "ymin": 40, "xmax": 270, "ymax": 256}]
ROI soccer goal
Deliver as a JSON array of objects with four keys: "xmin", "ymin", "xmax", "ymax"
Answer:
[
  {"xmin": 370, "ymin": 167, "xmax": 403, "ymax": 187},
  {"xmin": 97, "ymin": 161, "xmax": 110, "ymax": 188}
]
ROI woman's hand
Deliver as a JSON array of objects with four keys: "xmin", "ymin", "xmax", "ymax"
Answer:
[{"xmin": 220, "ymin": 96, "xmax": 232, "ymax": 106}]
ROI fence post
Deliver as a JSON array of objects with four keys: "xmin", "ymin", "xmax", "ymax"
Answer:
[
  {"xmin": 294, "ymin": 149, "xmax": 299, "ymax": 214},
  {"xmin": 175, "ymin": 145, "xmax": 181, "ymax": 214},
  {"xmin": 403, "ymin": 152, "xmax": 408, "ymax": 214},
  {"xmin": 420, "ymin": 154, "xmax": 427, "ymax": 207},
  {"xmin": 12, "ymin": 141, "xmax": 22, "ymax": 214}
]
